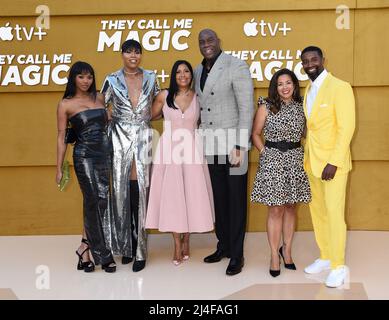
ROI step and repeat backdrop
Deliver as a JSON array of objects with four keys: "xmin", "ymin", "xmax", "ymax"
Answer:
[{"xmin": 1, "ymin": 0, "xmax": 388, "ymax": 234}]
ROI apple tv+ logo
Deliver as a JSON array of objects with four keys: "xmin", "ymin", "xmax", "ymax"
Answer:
[
  {"xmin": 0, "ymin": 23, "xmax": 13, "ymax": 41},
  {"xmin": 0, "ymin": 22, "xmax": 47, "ymax": 41},
  {"xmin": 243, "ymin": 18, "xmax": 291, "ymax": 37}
]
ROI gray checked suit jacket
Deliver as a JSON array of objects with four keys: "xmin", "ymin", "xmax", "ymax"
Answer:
[{"xmin": 194, "ymin": 52, "xmax": 254, "ymax": 155}]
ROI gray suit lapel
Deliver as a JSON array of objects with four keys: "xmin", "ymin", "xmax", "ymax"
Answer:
[
  {"xmin": 202, "ymin": 52, "xmax": 227, "ymax": 100},
  {"xmin": 195, "ymin": 66, "xmax": 204, "ymax": 98}
]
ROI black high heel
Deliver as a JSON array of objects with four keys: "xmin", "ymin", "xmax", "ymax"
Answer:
[
  {"xmin": 76, "ymin": 238, "xmax": 95, "ymax": 273},
  {"xmin": 279, "ymin": 246, "xmax": 297, "ymax": 270},
  {"xmin": 102, "ymin": 261, "xmax": 117, "ymax": 273},
  {"xmin": 269, "ymin": 254, "xmax": 281, "ymax": 277}
]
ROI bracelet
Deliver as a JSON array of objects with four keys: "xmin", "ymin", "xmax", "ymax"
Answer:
[{"xmin": 260, "ymin": 147, "xmax": 265, "ymax": 154}]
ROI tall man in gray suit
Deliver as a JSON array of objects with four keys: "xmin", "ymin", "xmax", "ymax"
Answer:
[{"xmin": 194, "ymin": 29, "xmax": 254, "ymax": 275}]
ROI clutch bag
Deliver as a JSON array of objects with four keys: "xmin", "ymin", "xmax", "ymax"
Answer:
[{"xmin": 58, "ymin": 160, "xmax": 70, "ymax": 191}]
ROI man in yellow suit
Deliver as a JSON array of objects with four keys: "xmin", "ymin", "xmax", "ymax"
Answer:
[{"xmin": 301, "ymin": 46, "xmax": 355, "ymax": 288}]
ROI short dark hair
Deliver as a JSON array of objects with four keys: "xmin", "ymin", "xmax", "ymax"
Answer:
[
  {"xmin": 267, "ymin": 68, "xmax": 302, "ymax": 113},
  {"xmin": 121, "ymin": 39, "xmax": 142, "ymax": 54},
  {"xmin": 301, "ymin": 46, "xmax": 323, "ymax": 58}
]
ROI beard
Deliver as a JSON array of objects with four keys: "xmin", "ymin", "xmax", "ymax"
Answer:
[{"xmin": 305, "ymin": 67, "xmax": 324, "ymax": 81}]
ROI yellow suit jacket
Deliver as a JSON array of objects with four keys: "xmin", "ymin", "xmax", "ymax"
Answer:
[{"xmin": 303, "ymin": 73, "xmax": 355, "ymax": 178}]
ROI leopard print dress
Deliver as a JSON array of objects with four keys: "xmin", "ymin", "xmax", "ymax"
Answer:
[{"xmin": 250, "ymin": 97, "xmax": 311, "ymax": 206}]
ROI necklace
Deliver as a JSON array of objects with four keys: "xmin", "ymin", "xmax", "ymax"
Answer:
[
  {"xmin": 123, "ymin": 69, "xmax": 140, "ymax": 76},
  {"xmin": 177, "ymin": 89, "xmax": 190, "ymax": 96}
]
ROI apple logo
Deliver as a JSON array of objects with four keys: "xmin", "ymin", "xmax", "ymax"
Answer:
[
  {"xmin": 243, "ymin": 18, "xmax": 258, "ymax": 37},
  {"xmin": 0, "ymin": 22, "xmax": 13, "ymax": 41}
]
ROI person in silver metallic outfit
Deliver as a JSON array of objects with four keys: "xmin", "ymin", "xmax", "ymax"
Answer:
[{"xmin": 101, "ymin": 40, "xmax": 160, "ymax": 272}]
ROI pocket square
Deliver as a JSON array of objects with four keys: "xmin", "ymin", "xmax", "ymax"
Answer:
[{"xmin": 320, "ymin": 104, "xmax": 328, "ymax": 108}]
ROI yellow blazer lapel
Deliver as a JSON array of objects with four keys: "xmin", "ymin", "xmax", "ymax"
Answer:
[
  {"xmin": 309, "ymin": 73, "xmax": 332, "ymax": 121},
  {"xmin": 303, "ymin": 83, "xmax": 310, "ymax": 119}
]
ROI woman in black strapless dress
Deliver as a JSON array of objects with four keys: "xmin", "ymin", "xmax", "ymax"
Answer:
[{"xmin": 56, "ymin": 61, "xmax": 116, "ymax": 273}]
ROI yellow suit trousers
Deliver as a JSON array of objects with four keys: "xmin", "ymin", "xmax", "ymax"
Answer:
[{"xmin": 307, "ymin": 171, "xmax": 348, "ymax": 269}]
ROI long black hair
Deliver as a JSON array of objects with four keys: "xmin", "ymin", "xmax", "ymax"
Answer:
[
  {"xmin": 166, "ymin": 60, "xmax": 194, "ymax": 110},
  {"xmin": 267, "ymin": 68, "xmax": 302, "ymax": 113},
  {"xmin": 63, "ymin": 61, "xmax": 97, "ymax": 100}
]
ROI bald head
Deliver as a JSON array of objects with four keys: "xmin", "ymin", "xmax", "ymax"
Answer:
[
  {"xmin": 199, "ymin": 29, "xmax": 218, "ymax": 39},
  {"xmin": 198, "ymin": 29, "xmax": 221, "ymax": 61}
]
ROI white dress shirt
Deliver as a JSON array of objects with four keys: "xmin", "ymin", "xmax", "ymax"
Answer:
[{"xmin": 306, "ymin": 69, "xmax": 328, "ymax": 117}]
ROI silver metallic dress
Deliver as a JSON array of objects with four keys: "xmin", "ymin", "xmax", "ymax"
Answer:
[{"xmin": 101, "ymin": 68, "xmax": 160, "ymax": 261}]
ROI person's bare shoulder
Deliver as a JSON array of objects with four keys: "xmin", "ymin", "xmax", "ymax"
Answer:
[
  {"xmin": 157, "ymin": 89, "xmax": 168, "ymax": 100},
  {"xmin": 96, "ymin": 92, "xmax": 105, "ymax": 105},
  {"xmin": 57, "ymin": 98, "xmax": 69, "ymax": 110},
  {"xmin": 57, "ymin": 98, "xmax": 71, "ymax": 121}
]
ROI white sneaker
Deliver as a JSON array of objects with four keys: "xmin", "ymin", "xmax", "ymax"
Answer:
[
  {"xmin": 304, "ymin": 258, "xmax": 331, "ymax": 274},
  {"xmin": 325, "ymin": 266, "xmax": 350, "ymax": 288}
]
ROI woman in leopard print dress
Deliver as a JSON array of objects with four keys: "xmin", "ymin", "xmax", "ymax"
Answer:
[{"xmin": 251, "ymin": 68, "xmax": 311, "ymax": 277}]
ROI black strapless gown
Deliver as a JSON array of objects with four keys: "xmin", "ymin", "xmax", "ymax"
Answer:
[{"xmin": 69, "ymin": 108, "xmax": 113, "ymax": 265}]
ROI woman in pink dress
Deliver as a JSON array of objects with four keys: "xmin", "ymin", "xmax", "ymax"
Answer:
[{"xmin": 145, "ymin": 60, "xmax": 214, "ymax": 265}]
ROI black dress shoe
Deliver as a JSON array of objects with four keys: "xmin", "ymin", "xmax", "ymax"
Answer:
[
  {"xmin": 133, "ymin": 260, "xmax": 146, "ymax": 272},
  {"xmin": 226, "ymin": 258, "xmax": 244, "ymax": 276},
  {"xmin": 204, "ymin": 249, "xmax": 227, "ymax": 263},
  {"xmin": 279, "ymin": 247, "xmax": 297, "ymax": 270},
  {"xmin": 122, "ymin": 256, "xmax": 133, "ymax": 265}
]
